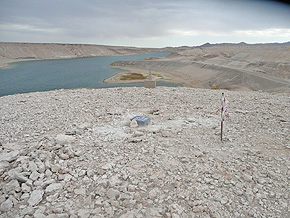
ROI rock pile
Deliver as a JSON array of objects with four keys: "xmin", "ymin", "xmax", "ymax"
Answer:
[{"xmin": 0, "ymin": 87, "xmax": 289, "ymax": 217}]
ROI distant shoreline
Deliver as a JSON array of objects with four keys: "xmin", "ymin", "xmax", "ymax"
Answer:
[
  {"xmin": 0, "ymin": 42, "xmax": 163, "ymax": 68},
  {"xmin": 1, "ymin": 42, "xmax": 290, "ymax": 93}
]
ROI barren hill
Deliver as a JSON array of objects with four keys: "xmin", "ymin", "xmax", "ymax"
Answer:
[
  {"xmin": 110, "ymin": 43, "xmax": 290, "ymax": 92},
  {"xmin": 0, "ymin": 42, "xmax": 157, "ymax": 67},
  {"xmin": 0, "ymin": 87, "xmax": 289, "ymax": 217}
]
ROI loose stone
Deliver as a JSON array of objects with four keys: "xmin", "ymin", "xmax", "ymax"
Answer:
[{"xmin": 28, "ymin": 189, "xmax": 44, "ymax": 206}]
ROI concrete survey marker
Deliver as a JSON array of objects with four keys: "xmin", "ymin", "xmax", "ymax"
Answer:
[
  {"xmin": 130, "ymin": 116, "xmax": 151, "ymax": 126},
  {"xmin": 144, "ymin": 80, "xmax": 156, "ymax": 88},
  {"xmin": 144, "ymin": 69, "xmax": 156, "ymax": 88}
]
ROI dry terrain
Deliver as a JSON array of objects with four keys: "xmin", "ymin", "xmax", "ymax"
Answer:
[
  {"xmin": 0, "ymin": 87, "xmax": 289, "ymax": 217},
  {"xmin": 1, "ymin": 42, "xmax": 290, "ymax": 92},
  {"xmin": 0, "ymin": 42, "xmax": 158, "ymax": 67},
  {"xmin": 109, "ymin": 43, "xmax": 290, "ymax": 92}
]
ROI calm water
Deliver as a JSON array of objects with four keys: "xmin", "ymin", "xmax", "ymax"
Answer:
[{"xmin": 0, "ymin": 52, "xmax": 179, "ymax": 97}]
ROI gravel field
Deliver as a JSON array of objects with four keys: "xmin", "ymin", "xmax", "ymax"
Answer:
[{"xmin": 0, "ymin": 87, "xmax": 289, "ymax": 217}]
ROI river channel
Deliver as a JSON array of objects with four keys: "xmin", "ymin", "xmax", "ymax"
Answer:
[{"xmin": 0, "ymin": 52, "xmax": 179, "ymax": 97}]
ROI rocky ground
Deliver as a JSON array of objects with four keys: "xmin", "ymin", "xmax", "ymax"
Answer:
[{"xmin": 0, "ymin": 87, "xmax": 289, "ymax": 217}]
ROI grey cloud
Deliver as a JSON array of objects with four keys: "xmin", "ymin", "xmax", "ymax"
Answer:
[{"xmin": 0, "ymin": 0, "xmax": 290, "ymax": 45}]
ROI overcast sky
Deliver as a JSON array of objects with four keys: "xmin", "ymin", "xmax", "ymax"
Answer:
[{"xmin": 0, "ymin": 0, "xmax": 290, "ymax": 47}]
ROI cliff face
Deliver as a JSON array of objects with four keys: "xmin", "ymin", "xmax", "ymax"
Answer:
[{"xmin": 0, "ymin": 42, "xmax": 157, "ymax": 65}]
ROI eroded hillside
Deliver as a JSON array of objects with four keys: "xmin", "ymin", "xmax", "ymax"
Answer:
[
  {"xmin": 110, "ymin": 43, "xmax": 290, "ymax": 92},
  {"xmin": 0, "ymin": 42, "xmax": 157, "ymax": 66}
]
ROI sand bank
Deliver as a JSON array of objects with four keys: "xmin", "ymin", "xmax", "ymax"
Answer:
[{"xmin": 104, "ymin": 66, "xmax": 176, "ymax": 85}]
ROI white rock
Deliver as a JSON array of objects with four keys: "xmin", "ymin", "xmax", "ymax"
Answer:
[
  {"xmin": 5, "ymin": 179, "xmax": 20, "ymax": 192},
  {"xmin": 28, "ymin": 161, "xmax": 38, "ymax": 172},
  {"xmin": 28, "ymin": 189, "xmax": 44, "ymax": 206},
  {"xmin": 21, "ymin": 183, "xmax": 31, "ymax": 192},
  {"xmin": 220, "ymin": 198, "xmax": 228, "ymax": 205},
  {"xmin": 30, "ymin": 171, "xmax": 40, "ymax": 181},
  {"xmin": 41, "ymin": 179, "xmax": 56, "ymax": 189},
  {"xmin": 21, "ymin": 193, "xmax": 30, "ymax": 201},
  {"xmin": 34, "ymin": 213, "xmax": 47, "ymax": 218},
  {"xmin": 109, "ymin": 175, "xmax": 122, "ymax": 187},
  {"xmin": 8, "ymin": 169, "xmax": 28, "ymax": 183},
  {"xmin": 2, "ymin": 143, "xmax": 22, "ymax": 151},
  {"xmin": 74, "ymin": 188, "xmax": 86, "ymax": 195},
  {"xmin": 51, "ymin": 164, "xmax": 61, "ymax": 173},
  {"xmin": 78, "ymin": 209, "xmax": 91, "ymax": 218},
  {"xmin": 46, "ymin": 193, "xmax": 59, "ymax": 202},
  {"xmin": 172, "ymin": 214, "xmax": 180, "ymax": 218},
  {"xmin": 133, "ymin": 131, "xmax": 144, "ymax": 137},
  {"xmin": 36, "ymin": 160, "xmax": 46, "ymax": 173},
  {"xmin": 78, "ymin": 122, "xmax": 92, "ymax": 130},
  {"xmin": 47, "ymin": 214, "xmax": 68, "ymax": 218},
  {"xmin": 21, "ymin": 206, "xmax": 34, "ymax": 216},
  {"xmin": 130, "ymin": 119, "xmax": 138, "ymax": 128},
  {"xmin": 243, "ymin": 174, "xmax": 252, "ymax": 182},
  {"xmin": 144, "ymin": 207, "xmax": 162, "ymax": 217},
  {"xmin": 106, "ymin": 188, "xmax": 120, "ymax": 200},
  {"xmin": 119, "ymin": 193, "xmax": 132, "ymax": 201},
  {"xmin": 0, "ymin": 161, "xmax": 9, "ymax": 172},
  {"xmin": 128, "ymin": 185, "xmax": 136, "ymax": 192},
  {"xmin": 102, "ymin": 163, "xmax": 112, "ymax": 170},
  {"xmin": 87, "ymin": 169, "xmax": 94, "ymax": 177},
  {"xmin": 55, "ymin": 134, "xmax": 75, "ymax": 145},
  {"xmin": 149, "ymin": 188, "xmax": 160, "ymax": 200},
  {"xmin": 122, "ymin": 199, "xmax": 136, "ymax": 208},
  {"xmin": 44, "ymin": 159, "xmax": 51, "ymax": 169},
  {"xmin": 45, "ymin": 169, "xmax": 53, "ymax": 177},
  {"xmin": 0, "ymin": 195, "xmax": 5, "ymax": 204},
  {"xmin": 104, "ymin": 206, "xmax": 114, "ymax": 216},
  {"xmin": 59, "ymin": 153, "xmax": 69, "ymax": 160},
  {"xmin": 192, "ymin": 150, "xmax": 203, "ymax": 157},
  {"xmin": 0, "ymin": 199, "xmax": 13, "ymax": 212},
  {"xmin": 0, "ymin": 150, "xmax": 19, "ymax": 162},
  {"xmin": 120, "ymin": 210, "xmax": 135, "ymax": 218},
  {"xmin": 78, "ymin": 169, "xmax": 86, "ymax": 177},
  {"xmin": 63, "ymin": 174, "xmax": 72, "ymax": 182},
  {"xmin": 45, "ymin": 183, "xmax": 63, "ymax": 193}
]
